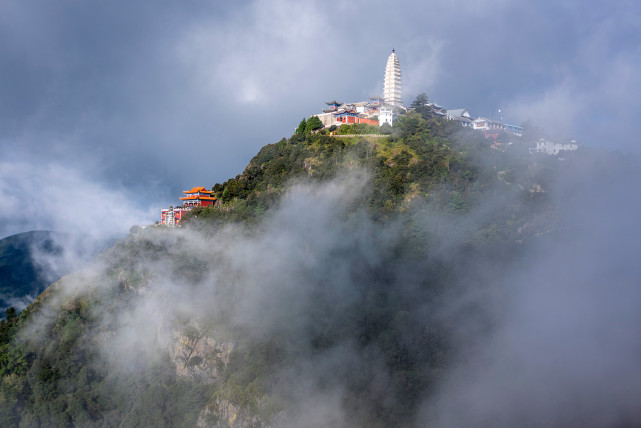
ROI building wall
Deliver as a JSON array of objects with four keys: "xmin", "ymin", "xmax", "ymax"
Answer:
[
  {"xmin": 161, "ymin": 207, "xmax": 190, "ymax": 226},
  {"xmin": 315, "ymin": 113, "xmax": 336, "ymax": 128},
  {"xmin": 379, "ymin": 112, "xmax": 393, "ymax": 126},
  {"xmin": 357, "ymin": 117, "xmax": 379, "ymax": 126},
  {"xmin": 531, "ymin": 139, "xmax": 579, "ymax": 155}
]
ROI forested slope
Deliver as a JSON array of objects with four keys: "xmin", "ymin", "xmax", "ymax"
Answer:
[{"xmin": 0, "ymin": 113, "xmax": 564, "ymax": 427}]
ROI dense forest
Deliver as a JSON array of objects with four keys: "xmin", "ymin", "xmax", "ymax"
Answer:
[{"xmin": 2, "ymin": 107, "xmax": 623, "ymax": 427}]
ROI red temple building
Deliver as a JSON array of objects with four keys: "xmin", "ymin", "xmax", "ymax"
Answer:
[
  {"xmin": 161, "ymin": 186, "xmax": 216, "ymax": 226},
  {"xmin": 334, "ymin": 110, "xmax": 379, "ymax": 126},
  {"xmin": 179, "ymin": 186, "xmax": 216, "ymax": 208}
]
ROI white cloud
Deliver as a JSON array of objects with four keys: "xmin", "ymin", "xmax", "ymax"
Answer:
[{"xmin": 0, "ymin": 158, "xmax": 157, "ymax": 239}]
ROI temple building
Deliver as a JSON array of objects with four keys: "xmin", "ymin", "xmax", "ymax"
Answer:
[
  {"xmin": 323, "ymin": 100, "xmax": 342, "ymax": 113},
  {"xmin": 161, "ymin": 186, "xmax": 216, "ymax": 226},
  {"xmin": 383, "ymin": 49, "xmax": 402, "ymax": 106},
  {"xmin": 161, "ymin": 205, "xmax": 184, "ymax": 227},
  {"xmin": 315, "ymin": 100, "xmax": 381, "ymax": 128},
  {"xmin": 529, "ymin": 138, "xmax": 579, "ymax": 156},
  {"xmin": 179, "ymin": 186, "xmax": 216, "ymax": 208}
]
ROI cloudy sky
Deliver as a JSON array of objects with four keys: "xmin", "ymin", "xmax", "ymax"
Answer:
[{"xmin": 1, "ymin": 0, "xmax": 640, "ymax": 238}]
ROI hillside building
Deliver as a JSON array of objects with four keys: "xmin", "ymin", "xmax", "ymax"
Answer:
[
  {"xmin": 161, "ymin": 186, "xmax": 216, "ymax": 226},
  {"xmin": 179, "ymin": 186, "xmax": 216, "ymax": 208},
  {"xmin": 472, "ymin": 117, "xmax": 505, "ymax": 131},
  {"xmin": 530, "ymin": 138, "xmax": 579, "ymax": 155},
  {"xmin": 309, "ymin": 51, "xmax": 578, "ymax": 157},
  {"xmin": 504, "ymin": 123, "xmax": 524, "ymax": 137},
  {"xmin": 369, "ymin": 97, "xmax": 384, "ymax": 107},
  {"xmin": 323, "ymin": 100, "xmax": 342, "ymax": 113},
  {"xmin": 161, "ymin": 205, "xmax": 185, "ymax": 227},
  {"xmin": 445, "ymin": 109, "xmax": 473, "ymax": 127},
  {"xmin": 379, "ymin": 105, "xmax": 394, "ymax": 126},
  {"xmin": 333, "ymin": 110, "xmax": 378, "ymax": 126},
  {"xmin": 312, "ymin": 51, "xmax": 405, "ymax": 129},
  {"xmin": 384, "ymin": 49, "xmax": 402, "ymax": 106},
  {"xmin": 315, "ymin": 99, "xmax": 382, "ymax": 128}
]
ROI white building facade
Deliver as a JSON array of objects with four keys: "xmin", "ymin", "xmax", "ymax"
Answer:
[
  {"xmin": 471, "ymin": 117, "xmax": 505, "ymax": 131},
  {"xmin": 530, "ymin": 138, "xmax": 579, "ymax": 155},
  {"xmin": 379, "ymin": 105, "xmax": 394, "ymax": 126}
]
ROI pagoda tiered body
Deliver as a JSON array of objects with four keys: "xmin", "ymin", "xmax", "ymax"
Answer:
[
  {"xmin": 161, "ymin": 186, "xmax": 216, "ymax": 226},
  {"xmin": 383, "ymin": 50, "xmax": 402, "ymax": 106}
]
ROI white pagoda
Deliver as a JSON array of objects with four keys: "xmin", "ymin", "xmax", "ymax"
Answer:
[{"xmin": 383, "ymin": 49, "xmax": 402, "ymax": 106}]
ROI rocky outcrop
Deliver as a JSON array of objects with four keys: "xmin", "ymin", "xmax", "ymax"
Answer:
[
  {"xmin": 196, "ymin": 394, "xmax": 287, "ymax": 428},
  {"xmin": 170, "ymin": 322, "xmax": 234, "ymax": 383}
]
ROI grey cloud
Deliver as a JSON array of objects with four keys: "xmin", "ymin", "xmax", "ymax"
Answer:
[{"xmin": 2, "ymin": 0, "xmax": 641, "ymax": 235}]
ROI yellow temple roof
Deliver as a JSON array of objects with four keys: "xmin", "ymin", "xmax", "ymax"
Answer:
[{"xmin": 183, "ymin": 186, "xmax": 213, "ymax": 194}]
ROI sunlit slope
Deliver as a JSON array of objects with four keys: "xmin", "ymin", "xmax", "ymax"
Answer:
[{"xmin": 183, "ymin": 114, "xmax": 554, "ymax": 233}]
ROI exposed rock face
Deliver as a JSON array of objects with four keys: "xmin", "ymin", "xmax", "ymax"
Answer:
[
  {"xmin": 196, "ymin": 395, "xmax": 287, "ymax": 428},
  {"xmin": 169, "ymin": 324, "xmax": 287, "ymax": 427},
  {"xmin": 170, "ymin": 322, "xmax": 234, "ymax": 383},
  {"xmin": 197, "ymin": 397, "xmax": 243, "ymax": 428},
  {"xmin": 303, "ymin": 157, "xmax": 320, "ymax": 175}
]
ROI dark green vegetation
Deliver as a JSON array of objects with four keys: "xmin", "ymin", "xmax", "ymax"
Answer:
[
  {"xmin": 0, "ymin": 231, "xmax": 67, "ymax": 315},
  {"xmin": 0, "ymin": 280, "xmax": 214, "ymax": 427},
  {"xmin": 186, "ymin": 110, "xmax": 554, "ymax": 231},
  {"xmin": 0, "ymin": 111, "xmax": 565, "ymax": 427}
]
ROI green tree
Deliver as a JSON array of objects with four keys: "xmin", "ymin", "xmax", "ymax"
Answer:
[
  {"xmin": 380, "ymin": 122, "xmax": 392, "ymax": 134},
  {"xmin": 448, "ymin": 192, "xmax": 468, "ymax": 213},
  {"xmin": 411, "ymin": 93, "xmax": 433, "ymax": 119},
  {"xmin": 305, "ymin": 116, "xmax": 323, "ymax": 133},
  {"xmin": 4, "ymin": 308, "xmax": 16, "ymax": 322},
  {"xmin": 410, "ymin": 93, "xmax": 429, "ymax": 109},
  {"xmin": 296, "ymin": 118, "xmax": 307, "ymax": 135}
]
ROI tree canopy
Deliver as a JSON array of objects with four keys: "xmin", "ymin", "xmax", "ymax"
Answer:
[{"xmin": 304, "ymin": 115, "xmax": 323, "ymax": 133}]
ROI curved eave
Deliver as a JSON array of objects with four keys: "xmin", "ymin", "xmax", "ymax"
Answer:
[
  {"xmin": 183, "ymin": 186, "xmax": 213, "ymax": 194},
  {"xmin": 179, "ymin": 196, "xmax": 217, "ymax": 201}
]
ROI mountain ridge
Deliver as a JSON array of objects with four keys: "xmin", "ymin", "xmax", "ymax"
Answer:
[
  {"xmin": 0, "ymin": 230, "xmax": 69, "ymax": 316},
  {"xmin": 0, "ymin": 112, "xmax": 593, "ymax": 427}
]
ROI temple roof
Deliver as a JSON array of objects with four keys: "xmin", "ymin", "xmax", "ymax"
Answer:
[
  {"xmin": 183, "ymin": 186, "xmax": 213, "ymax": 194},
  {"xmin": 446, "ymin": 109, "xmax": 470, "ymax": 118},
  {"xmin": 325, "ymin": 100, "xmax": 342, "ymax": 106},
  {"xmin": 334, "ymin": 110, "xmax": 359, "ymax": 116},
  {"xmin": 180, "ymin": 195, "xmax": 217, "ymax": 201}
]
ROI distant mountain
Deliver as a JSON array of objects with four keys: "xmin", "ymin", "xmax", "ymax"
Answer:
[{"xmin": 0, "ymin": 231, "xmax": 67, "ymax": 315}]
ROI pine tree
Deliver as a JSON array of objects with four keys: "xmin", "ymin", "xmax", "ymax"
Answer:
[{"xmin": 296, "ymin": 118, "xmax": 307, "ymax": 135}]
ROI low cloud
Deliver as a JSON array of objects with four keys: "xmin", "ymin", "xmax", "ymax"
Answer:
[
  {"xmin": 0, "ymin": 159, "xmax": 156, "ymax": 240},
  {"xmin": 421, "ymin": 153, "xmax": 641, "ymax": 427},
  {"xmin": 17, "ymin": 151, "xmax": 641, "ymax": 425}
]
